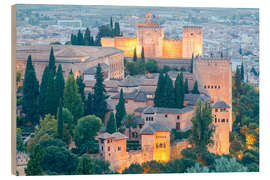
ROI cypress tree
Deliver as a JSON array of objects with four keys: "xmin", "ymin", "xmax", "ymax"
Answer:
[
  {"xmin": 114, "ymin": 22, "xmax": 120, "ymax": 36},
  {"xmin": 141, "ymin": 46, "xmax": 145, "ymax": 60},
  {"xmin": 25, "ymin": 144, "xmax": 44, "ymax": 175},
  {"xmin": 163, "ymin": 73, "xmax": 176, "ymax": 108},
  {"xmin": 175, "ymin": 72, "xmax": 184, "ymax": 108},
  {"xmin": 106, "ymin": 112, "xmax": 117, "ymax": 134},
  {"xmin": 115, "ymin": 88, "xmax": 126, "ymax": 129},
  {"xmin": 85, "ymin": 91, "xmax": 93, "ymax": 115},
  {"xmin": 44, "ymin": 71, "xmax": 58, "ymax": 116},
  {"xmin": 22, "ymin": 55, "xmax": 40, "ymax": 127},
  {"xmin": 57, "ymin": 99, "xmax": 64, "ymax": 140},
  {"xmin": 110, "ymin": 17, "xmax": 113, "ymax": 30},
  {"xmin": 55, "ymin": 64, "xmax": 65, "ymax": 106},
  {"xmin": 189, "ymin": 101, "xmax": 214, "ymax": 150},
  {"xmin": 48, "ymin": 47, "xmax": 56, "ymax": 75},
  {"xmin": 184, "ymin": 78, "xmax": 189, "ymax": 93},
  {"xmin": 154, "ymin": 73, "xmax": 165, "ymax": 107},
  {"xmin": 133, "ymin": 47, "xmax": 137, "ymax": 62},
  {"xmin": 77, "ymin": 30, "xmax": 84, "ymax": 45},
  {"xmin": 39, "ymin": 66, "xmax": 49, "ymax": 118},
  {"xmin": 84, "ymin": 28, "xmax": 91, "ymax": 46},
  {"xmin": 76, "ymin": 75, "xmax": 86, "ymax": 103},
  {"xmin": 241, "ymin": 61, "xmax": 244, "ymax": 81},
  {"xmin": 192, "ymin": 81, "xmax": 200, "ymax": 94},
  {"xmin": 93, "ymin": 64, "xmax": 108, "ymax": 121},
  {"xmin": 63, "ymin": 73, "xmax": 84, "ymax": 126},
  {"xmin": 235, "ymin": 66, "xmax": 242, "ymax": 93}
]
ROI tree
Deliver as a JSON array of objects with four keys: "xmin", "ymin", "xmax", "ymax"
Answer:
[
  {"xmin": 77, "ymin": 30, "xmax": 84, "ymax": 45},
  {"xmin": 110, "ymin": 17, "xmax": 113, "ymax": 30},
  {"xmin": 123, "ymin": 114, "xmax": 137, "ymax": 139},
  {"xmin": 85, "ymin": 91, "xmax": 93, "ymax": 115},
  {"xmin": 73, "ymin": 115, "xmax": 103, "ymax": 150},
  {"xmin": 186, "ymin": 163, "xmax": 209, "ymax": 173},
  {"xmin": 184, "ymin": 78, "xmax": 189, "ymax": 93},
  {"xmin": 22, "ymin": 55, "xmax": 40, "ymax": 127},
  {"xmin": 76, "ymin": 75, "xmax": 86, "ymax": 103},
  {"xmin": 55, "ymin": 64, "xmax": 65, "ymax": 107},
  {"xmin": 25, "ymin": 144, "xmax": 44, "ymax": 176},
  {"xmin": 48, "ymin": 47, "xmax": 56, "ymax": 75},
  {"xmin": 145, "ymin": 59, "xmax": 159, "ymax": 73},
  {"xmin": 57, "ymin": 100, "xmax": 64, "ymax": 140},
  {"xmin": 106, "ymin": 112, "xmax": 117, "ymax": 134},
  {"xmin": 192, "ymin": 80, "xmax": 200, "ymax": 94},
  {"xmin": 189, "ymin": 100, "xmax": 214, "ymax": 150},
  {"xmin": 39, "ymin": 138, "xmax": 66, "ymax": 149},
  {"xmin": 76, "ymin": 154, "xmax": 94, "ymax": 175},
  {"xmin": 16, "ymin": 70, "xmax": 22, "ymax": 86},
  {"xmin": 154, "ymin": 72, "xmax": 165, "ymax": 107},
  {"xmin": 190, "ymin": 53, "xmax": 194, "ymax": 73},
  {"xmin": 141, "ymin": 46, "xmax": 145, "ymax": 60},
  {"xmin": 39, "ymin": 66, "xmax": 50, "ymax": 118},
  {"xmin": 44, "ymin": 70, "xmax": 57, "ymax": 116},
  {"xmin": 175, "ymin": 73, "xmax": 184, "ymax": 108},
  {"xmin": 62, "ymin": 108, "xmax": 73, "ymax": 137},
  {"xmin": 142, "ymin": 160, "xmax": 165, "ymax": 173},
  {"xmin": 92, "ymin": 158, "xmax": 111, "ymax": 174},
  {"xmin": 84, "ymin": 27, "xmax": 91, "ymax": 46},
  {"xmin": 164, "ymin": 158, "xmax": 195, "ymax": 173},
  {"xmin": 214, "ymin": 156, "xmax": 247, "ymax": 172},
  {"xmin": 41, "ymin": 145, "xmax": 78, "ymax": 175},
  {"xmin": 93, "ymin": 64, "xmax": 108, "ymax": 121},
  {"xmin": 115, "ymin": 88, "xmax": 126, "ymax": 129},
  {"xmin": 122, "ymin": 163, "xmax": 144, "ymax": 174},
  {"xmin": 241, "ymin": 61, "xmax": 244, "ymax": 81},
  {"xmin": 63, "ymin": 73, "xmax": 84, "ymax": 125},
  {"xmin": 16, "ymin": 128, "xmax": 24, "ymax": 152},
  {"xmin": 114, "ymin": 22, "xmax": 121, "ymax": 36},
  {"xmin": 133, "ymin": 47, "xmax": 137, "ymax": 62},
  {"xmin": 162, "ymin": 73, "xmax": 176, "ymax": 108}
]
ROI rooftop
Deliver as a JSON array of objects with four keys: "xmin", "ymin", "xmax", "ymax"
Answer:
[
  {"xmin": 143, "ymin": 106, "xmax": 194, "ymax": 114},
  {"xmin": 140, "ymin": 121, "xmax": 171, "ymax": 135},
  {"xmin": 16, "ymin": 44, "xmax": 123, "ymax": 63},
  {"xmin": 97, "ymin": 132, "xmax": 128, "ymax": 140},
  {"xmin": 213, "ymin": 101, "xmax": 230, "ymax": 108}
]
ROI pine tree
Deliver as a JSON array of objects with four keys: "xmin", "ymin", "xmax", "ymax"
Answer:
[
  {"xmin": 76, "ymin": 75, "xmax": 86, "ymax": 103},
  {"xmin": 184, "ymin": 78, "xmax": 189, "ymax": 93},
  {"xmin": 22, "ymin": 55, "xmax": 40, "ymax": 127},
  {"xmin": 63, "ymin": 73, "xmax": 84, "ymax": 126},
  {"xmin": 241, "ymin": 61, "xmax": 244, "ymax": 81},
  {"xmin": 115, "ymin": 88, "xmax": 126, "ymax": 129},
  {"xmin": 189, "ymin": 101, "xmax": 214, "ymax": 150},
  {"xmin": 77, "ymin": 30, "xmax": 84, "ymax": 45},
  {"xmin": 44, "ymin": 71, "xmax": 58, "ymax": 116},
  {"xmin": 85, "ymin": 91, "xmax": 93, "ymax": 115},
  {"xmin": 93, "ymin": 64, "xmax": 108, "ymax": 121},
  {"xmin": 163, "ymin": 73, "xmax": 176, "ymax": 108},
  {"xmin": 48, "ymin": 47, "xmax": 56, "ymax": 75},
  {"xmin": 55, "ymin": 64, "xmax": 65, "ymax": 107},
  {"xmin": 141, "ymin": 46, "xmax": 145, "ymax": 60},
  {"xmin": 133, "ymin": 47, "xmax": 137, "ymax": 62},
  {"xmin": 192, "ymin": 81, "xmax": 200, "ymax": 94},
  {"xmin": 25, "ymin": 144, "xmax": 44, "ymax": 175},
  {"xmin": 175, "ymin": 73, "xmax": 184, "ymax": 108},
  {"xmin": 57, "ymin": 99, "xmax": 64, "ymax": 140},
  {"xmin": 84, "ymin": 28, "xmax": 91, "ymax": 46},
  {"xmin": 39, "ymin": 66, "xmax": 49, "ymax": 118},
  {"xmin": 106, "ymin": 112, "xmax": 117, "ymax": 134},
  {"xmin": 154, "ymin": 73, "xmax": 165, "ymax": 107}
]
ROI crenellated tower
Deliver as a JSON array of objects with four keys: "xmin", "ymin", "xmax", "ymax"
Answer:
[{"xmin": 182, "ymin": 26, "xmax": 203, "ymax": 59}]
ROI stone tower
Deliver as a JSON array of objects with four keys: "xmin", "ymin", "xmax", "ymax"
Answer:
[
  {"xmin": 209, "ymin": 101, "xmax": 231, "ymax": 154},
  {"xmin": 193, "ymin": 56, "xmax": 232, "ymax": 131},
  {"xmin": 182, "ymin": 26, "xmax": 203, "ymax": 59},
  {"xmin": 137, "ymin": 12, "xmax": 164, "ymax": 58}
]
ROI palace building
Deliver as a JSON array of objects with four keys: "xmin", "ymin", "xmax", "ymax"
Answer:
[{"xmin": 101, "ymin": 12, "xmax": 202, "ymax": 59}]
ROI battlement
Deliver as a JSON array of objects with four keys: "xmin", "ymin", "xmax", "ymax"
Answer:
[
  {"xmin": 137, "ymin": 23, "xmax": 162, "ymax": 28},
  {"xmin": 194, "ymin": 56, "xmax": 231, "ymax": 64},
  {"xmin": 182, "ymin": 26, "xmax": 202, "ymax": 33}
]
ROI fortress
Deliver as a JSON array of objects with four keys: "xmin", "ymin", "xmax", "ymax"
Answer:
[{"xmin": 101, "ymin": 12, "xmax": 202, "ymax": 59}]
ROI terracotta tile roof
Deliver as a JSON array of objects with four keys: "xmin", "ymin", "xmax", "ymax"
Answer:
[{"xmin": 97, "ymin": 132, "xmax": 128, "ymax": 140}]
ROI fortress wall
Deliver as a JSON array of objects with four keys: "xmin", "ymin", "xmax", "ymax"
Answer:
[
  {"xmin": 101, "ymin": 37, "xmax": 115, "ymax": 47},
  {"xmin": 114, "ymin": 37, "xmax": 138, "ymax": 57},
  {"xmin": 162, "ymin": 40, "xmax": 183, "ymax": 58}
]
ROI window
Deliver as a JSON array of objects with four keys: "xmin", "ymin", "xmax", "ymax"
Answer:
[
  {"xmin": 215, "ymin": 108, "xmax": 218, "ymax": 112},
  {"xmin": 139, "ymin": 124, "xmax": 143, "ymax": 129},
  {"xmin": 177, "ymin": 115, "xmax": 180, "ymax": 120},
  {"xmin": 218, "ymin": 85, "xmax": 220, "ymax": 88},
  {"xmin": 165, "ymin": 114, "xmax": 168, "ymax": 118},
  {"xmin": 218, "ymin": 119, "xmax": 220, "ymax": 122},
  {"xmin": 222, "ymin": 119, "xmax": 225, "ymax": 122},
  {"xmin": 107, "ymin": 140, "xmax": 110, "ymax": 143},
  {"xmin": 146, "ymin": 117, "xmax": 148, "ymax": 121},
  {"xmin": 151, "ymin": 117, "xmax": 154, "ymax": 121},
  {"xmin": 118, "ymin": 146, "xmax": 121, "ymax": 151},
  {"xmin": 204, "ymin": 85, "xmax": 207, "ymax": 89},
  {"xmin": 211, "ymin": 86, "xmax": 213, "ymax": 89},
  {"xmin": 164, "ymin": 143, "xmax": 166, "ymax": 148},
  {"xmin": 176, "ymin": 122, "xmax": 180, "ymax": 130},
  {"xmin": 208, "ymin": 85, "xmax": 210, "ymax": 88},
  {"xmin": 215, "ymin": 85, "xmax": 217, "ymax": 89},
  {"xmin": 101, "ymin": 146, "xmax": 103, "ymax": 151},
  {"xmin": 108, "ymin": 147, "xmax": 110, "ymax": 151},
  {"xmin": 156, "ymin": 144, "xmax": 159, "ymax": 148},
  {"xmin": 226, "ymin": 119, "xmax": 229, "ymax": 123},
  {"xmin": 159, "ymin": 143, "xmax": 163, "ymax": 148}
]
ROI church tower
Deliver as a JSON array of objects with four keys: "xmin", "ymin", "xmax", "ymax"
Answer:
[
  {"xmin": 137, "ymin": 12, "xmax": 164, "ymax": 58},
  {"xmin": 182, "ymin": 26, "xmax": 203, "ymax": 59}
]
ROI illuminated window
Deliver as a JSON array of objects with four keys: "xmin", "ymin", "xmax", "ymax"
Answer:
[{"xmin": 159, "ymin": 143, "xmax": 163, "ymax": 148}]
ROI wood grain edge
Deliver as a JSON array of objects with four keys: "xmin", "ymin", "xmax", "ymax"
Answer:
[{"xmin": 11, "ymin": 4, "xmax": 17, "ymax": 176}]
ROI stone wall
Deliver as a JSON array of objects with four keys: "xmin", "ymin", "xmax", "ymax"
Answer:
[
  {"xmin": 162, "ymin": 40, "xmax": 182, "ymax": 58},
  {"xmin": 170, "ymin": 139, "xmax": 189, "ymax": 160}
]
